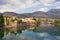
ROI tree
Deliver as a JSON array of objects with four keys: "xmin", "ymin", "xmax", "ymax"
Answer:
[
  {"xmin": 33, "ymin": 19, "xmax": 41, "ymax": 32},
  {"xmin": 0, "ymin": 14, "xmax": 4, "ymax": 40},
  {"xmin": 17, "ymin": 19, "xmax": 22, "ymax": 23},
  {"xmin": 35, "ymin": 19, "xmax": 41, "ymax": 27},
  {"xmin": 11, "ymin": 17, "xmax": 18, "ymax": 22},
  {"xmin": 32, "ymin": 17, "xmax": 36, "ymax": 21},
  {"xmin": 0, "ymin": 14, "xmax": 4, "ymax": 27},
  {"xmin": 6, "ymin": 17, "xmax": 10, "ymax": 25},
  {"xmin": 54, "ymin": 19, "xmax": 60, "ymax": 27},
  {"xmin": 0, "ymin": 29, "xmax": 4, "ymax": 40},
  {"xmin": 54, "ymin": 19, "xmax": 60, "ymax": 35},
  {"xmin": 32, "ymin": 17, "xmax": 41, "ymax": 27}
]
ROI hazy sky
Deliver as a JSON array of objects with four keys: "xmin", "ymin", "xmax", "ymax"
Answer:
[{"xmin": 0, "ymin": 0, "xmax": 60, "ymax": 13}]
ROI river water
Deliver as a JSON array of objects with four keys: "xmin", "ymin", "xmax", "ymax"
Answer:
[{"xmin": 0, "ymin": 26, "xmax": 60, "ymax": 40}]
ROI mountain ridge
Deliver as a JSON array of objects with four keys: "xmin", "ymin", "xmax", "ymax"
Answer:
[{"xmin": 0, "ymin": 9, "xmax": 60, "ymax": 18}]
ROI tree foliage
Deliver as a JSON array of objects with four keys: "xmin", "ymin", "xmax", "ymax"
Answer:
[
  {"xmin": 6, "ymin": 17, "xmax": 10, "ymax": 25},
  {"xmin": 17, "ymin": 19, "xmax": 22, "ymax": 23},
  {"xmin": 32, "ymin": 17, "xmax": 36, "ymax": 21},
  {"xmin": 0, "ymin": 14, "xmax": 4, "ymax": 27},
  {"xmin": 11, "ymin": 17, "xmax": 18, "ymax": 22},
  {"xmin": 54, "ymin": 19, "xmax": 60, "ymax": 28},
  {"xmin": 33, "ymin": 19, "xmax": 41, "ymax": 32},
  {"xmin": 54, "ymin": 19, "xmax": 60, "ymax": 35},
  {"xmin": 0, "ymin": 29, "xmax": 4, "ymax": 40},
  {"xmin": 0, "ymin": 14, "xmax": 4, "ymax": 40},
  {"xmin": 35, "ymin": 19, "xmax": 41, "ymax": 27}
]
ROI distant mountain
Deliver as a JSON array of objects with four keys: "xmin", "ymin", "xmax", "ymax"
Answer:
[
  {"xmin": 2, "ymin": 9, "xmax": 60, "ymax": 18},
  {"xmin": 31, "ymin": 11, "xmax": 49, "ymax": 18},
  {"xmin": 3, "ymin": 12, "xmax": 49, "ymax": 18},
  {"xmin": 3, "ymin": 12, "xmax": 27, "ymax": 18},
  {"xmin": 47, "ymin": 9, "xmax": 60, "ymax": 18},
  {"xmin": 20, "ymin": 11, "xmax": 48, "ymax": 18},
  {"xmin": 21, "ymin": 9, "xmax": 60, "ymax": 18},
  {"xmin": 3, "ymin": 12, "xmax": 18, "ymax": 17}
]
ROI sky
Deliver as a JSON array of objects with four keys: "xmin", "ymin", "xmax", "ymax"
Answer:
[{"xmin": 0, "ymin": 0, "xmax": 60, "ymax": 13}]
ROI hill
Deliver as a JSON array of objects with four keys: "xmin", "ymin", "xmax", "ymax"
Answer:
[{"xmin": 1, "ymin": 9, "xmax": 60, "ymax": 19}]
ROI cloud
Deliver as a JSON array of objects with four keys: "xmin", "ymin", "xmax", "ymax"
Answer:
[
  {"xmin": 54, "ymin": 1, "xmax": 60, "ymax": 9},
  {"xmin": 39, "ymin": 0, "xmax": 56, "ymax": 6},
  {"xmin": 0, "ymin": 0, "xmax": 60, "ymax": 13},
  {"xmin": 40, "ymin": 0, "xmax": 55, "ymax": 3},
  {"xmin": 0, "ymin": 0, "xmax": 40, "ymax": 13},
  {"xmin": 37, "ymin": 8, "xmax": 49, "ymax": 12},
  {"xmin": 54, "ymin": 1, "xmax": 60, "ymax": 6},
  {"xmin": 56, "ymin": 6, "xmax": 60, "ymax": 9}
]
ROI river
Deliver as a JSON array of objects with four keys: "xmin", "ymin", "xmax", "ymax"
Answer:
[{"xmin": 0, "ymin": 26, "xmax": 60, "ymax": 40}]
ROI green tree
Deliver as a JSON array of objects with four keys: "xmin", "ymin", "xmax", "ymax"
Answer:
[
  {"xmin": 35, "ymin": 19, "xmax": 41, "ymax": 27},
  {"xmin": 0, "ymin": 14, "xmax": 4, "ymax": 40},
  {"xmin": 32, "ymin": 17, "xmax": 36, "ymax": 21},
  {"xmin": 54, "ymin": 19, "xmax": 60, "ymax": 27},
  {"xmin": 11, "ymin": 17, "xmax": 18, "ymax": 22},
  {"xmin": 6, "ymin": 17, "xmax": 10, "ymax": 25},
  {"xmin": 33, "ymin": 19, "xmax": 41, "ymax": 32},
  {"xmin": 54, "ymin": 19, "xmax": 60, "ymax": 35},
  {"xmin": 17, "ymin": 19, "xmax": 22, "ymax": 23},
  {"xmin": 0, "ymin": 14, "xmax": 4, "ymax": 27},
  {"xmin": 0, "ymin": 29, "xmax": 4, "ymax": 40}
]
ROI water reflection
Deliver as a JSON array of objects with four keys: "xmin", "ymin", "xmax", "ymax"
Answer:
[
  {"xmin": 0, "ymin": 29, "xmax": 4, "ymax": 40},
  {"xmin": 2, "ymin": 31, "xmax": 58, "ymax": 40},
  {"xmin": 0, "ymin": 28, "xmax": 22, "ymax": 40},
  {"xmin": 0, "ymin": 27, "xmax": 60, "ymax": 40}
]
